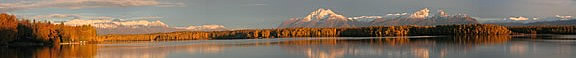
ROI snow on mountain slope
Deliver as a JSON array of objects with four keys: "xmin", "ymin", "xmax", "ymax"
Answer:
[
  {"xmin": 372, "ymin": 8, "xmax": 479, "ymax": 26},
  {"xmin": 278, "ymin": 8, "xmax": 355, "ymax": 28},
  {"xmin": 302, "ymin": 8, "xmax": 348, "ymax": 22},
  {"xmin": 174, "ymin": 25, "xmax": 228, "ymax": 31},
  {"xmin": 485, "ymin": 15, "xmax": 576, "ymax": 24},
  {"xmin": 62, "ymin": 19, "xmax": 228, "ymax": 34},
  {"xmin": 408, "ymin": 8, "xmax": 430, "ymax": 19},
  {"xmin": 278, "ymin": 8, "xmax": 479, "ymax": 28},
  {"xmin": 64, "ymin": 19, "xmax": 168, "ymax": 28}
]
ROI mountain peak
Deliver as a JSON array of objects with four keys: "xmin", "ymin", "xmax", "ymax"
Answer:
[
  {"xmin": 302, "ymin": 8, "xmax": 346, "ymax": 22},
  {"xmin": 278, "ymin": 8, "xmax": 352, "ymax": 28},
  {"xmin": 409, "ymin": 8, "xmax": 431, "ymax": 19},
  {"xmin": 437, "ymin": 10, "xmax": 448, "ymax": 17}
]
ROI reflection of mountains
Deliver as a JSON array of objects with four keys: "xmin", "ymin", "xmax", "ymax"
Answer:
[
  {"xmin": 0, "ymin": 35, "xmax": 516, "ymax": 58},
  {"xmin": 277, "ymin": 35, "xmax": 513, "ymax": 58}
]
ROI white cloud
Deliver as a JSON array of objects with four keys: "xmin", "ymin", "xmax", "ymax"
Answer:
[
  {"xmin": 0, "ymin": 0, "xmax": 184, "ymax": 11},
  {"xmin": 22, "ymin": 14, "xmax": 113, "ymax": 20},
  {"xmin": 21, "ymin": 14, "xmax": 163, "ymax": 20}
]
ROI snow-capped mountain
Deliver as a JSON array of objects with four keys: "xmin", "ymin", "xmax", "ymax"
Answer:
[
  {"xmin": 493, "ymin": 15, "xmax": 576, "ymax": 23},
  {"xmin": 436, "ymin": 10, "xmax": 449, "ymax": 17},
  {"xmin": 61, "ymin": 19, "xmax": 228, "ymax": 34},
  {"xmin": 174, "ymin": 25, "xmax": 228, "ymax": 31},
  {"xmin": 372, "ymin": 8, "xmax": 478, "ymax": 26},
  {"xmin": 484, "ymin": 15, "xmax": 576, "ymax": 26},
  {"xmin": 279, "ymin": 8, "xmax": 479, "ymax": 28},
  {"xmin": 408, "ymin": 8, "xmax": 431, "ymax": 19},
  {"xmin": 348, "ymin": 16, "xmax": 383, "ymax": 22},
  {"xmin": 64, "ymin": 19, "xmax": 168, "ymax": 28},
  {"xmin": 278, "ymin": 8, "xmax": 357, "ymax": 28}
]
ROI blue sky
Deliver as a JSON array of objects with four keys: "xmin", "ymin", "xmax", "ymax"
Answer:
[{"xmin": 1, "ymin": 0, "xmax": 575, "ymax": 29}]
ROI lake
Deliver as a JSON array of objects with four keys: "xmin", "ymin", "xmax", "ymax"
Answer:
[{"xmin": 1, "ymin": 35, "xmax": 576, "ymax": 58}]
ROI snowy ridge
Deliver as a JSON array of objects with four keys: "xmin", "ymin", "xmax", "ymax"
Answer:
[
  {"xmin": 348, "ymin": 16, "xmax": 383, "ymax": 20},
  {"xmin": 409, "ymin": 8, "xmax": 430, "ymax": 19},
  {"xmin": 302, "ymin": 8, "xmax": 348, "ymax": 22},
  {"xmin": 498, "ymin": 15, "xmax": 576, "ymax": 23},
  {"xmin": 64, "ymin": 19, "xmax": 168, "ymax": 28},
  {"xmin": 278, "ymin": 8, "xmax": 354, "ymax": 28},
  {"xmin": 174, "ymin": 25, "xmax": 228, "ymax": 31},
  {"xmin": 280, "ymin": 8, "xmax": 480, "ymax": 28}
]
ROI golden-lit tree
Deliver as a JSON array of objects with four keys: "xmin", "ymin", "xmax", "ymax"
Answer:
[
  {"xmin": 0, "ymin": 13, "xmax": 19, "ymax": 44},
  {"xmin": 0, "ymin": 13, "xmax": 98, "ymax": 45}
]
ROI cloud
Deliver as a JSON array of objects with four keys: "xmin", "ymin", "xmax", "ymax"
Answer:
[
  {"xmin": 0, "ymin": 0, "xmax": 184, "ymax": 12},
  {"xmin": 23, "ymin": 14, "xmax": 113, "ymax": 19},
  {"xmin": 21, "ymin": 14, "xmax": 164, "ymax": 20}
]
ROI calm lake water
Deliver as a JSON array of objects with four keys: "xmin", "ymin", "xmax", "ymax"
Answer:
[{"xmin": 2, "ymin": 35, "xmax": 576, "ymax": 58}]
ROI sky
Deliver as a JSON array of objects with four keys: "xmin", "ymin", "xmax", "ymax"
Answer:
[{"xmin": 1, "ymin": 0, "xmax": 575, "ymax": 29}]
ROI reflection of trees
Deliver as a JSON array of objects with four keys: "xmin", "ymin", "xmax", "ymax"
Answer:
[
  {"xmin": 0, "ymin": 35, "xmax": 519, "ymax": 58},
  {"xmin": 304, "ymin": 48, "xmax": 346, "ymax": 58},
  {"xmin": 58, "ymin": 44, "xmax": 98, "ymax": 58},
  {"xmin": 97, "ymin": 44, "xmax": 225, "ymax": 58},
  {"xmin": 0, "ymin": 43, "xmax": 228, "ymax": 58},
  {"xmin": 441, "ymin": 35, "xmax": 512, "ymax": 45},
  {"xmin": 509, "ymin": 42, "xmax": 527, "ymax": 55},
  {"xmin": 381, "ymin": 36, "xmax": 410, "ymax": 46},
  {"xmin": 278, "ymin": 37, "xmax": 418, "ymax": 58},
  {"xmin": 0, "ymin": 44, "xmax": 98, "ymax": 58},
  {"xmin": 277, "ymin": 35, "xmax": 513, "ymax": 58},
  {"xmin": 280, "ymin": 37, "xmax": 342, "ymax": 46},
  {"xmin": 412, "ymin": 48, "xmax": 430, "ymax": 58},
  {"xmin": 278, "ymin": 38, "xmax": 351, "ymax": 58}
]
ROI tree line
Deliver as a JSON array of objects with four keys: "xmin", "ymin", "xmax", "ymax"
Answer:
[
  {"xmin": 508, "ymin": 26, "xmax": 576, "ymax": 34},
  {"xmin": 99, "ymin": 24, "xmax": 514, "ymax": 41},
  {"xmin": 0, "ymin": 13, "xmax": 97, "ymax": 46}
]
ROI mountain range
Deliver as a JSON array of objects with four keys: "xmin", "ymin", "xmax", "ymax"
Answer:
[
  {"xmin": 59, "ymin": 8, "xmax": 576, "ymax": 34},
  {"xmin": 483, "ymin": 15, "xmax": 576, "ymax": 26},
  {"xmin": 62, "ymin": 19, "xmax": 228, "ymax": 35},
  {"xmin": 278, "ymin": 8, "xmax": 479, "ymax": 28}
]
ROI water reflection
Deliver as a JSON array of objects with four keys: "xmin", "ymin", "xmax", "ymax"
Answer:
[
  {"xmin": 0, "ymin": 44, "xmax": 97, "ymax": 58},
  {"xmin": 1, "ymin": 35, "xmax": 576, "ymax": 58},
  {"xmin": 277, "ymin": 35, "xmax": 514, "ymax": 58},
  {"xmin": 97, "ymin": 44, "xmax": 226, "ymax": 58}
]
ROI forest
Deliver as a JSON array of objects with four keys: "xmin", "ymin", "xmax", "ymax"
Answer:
[
  {"xmin": 0, "ymin": 13, "xmax": 97, "ymax": 46},
  {"xmin": 508, "ymin": 26, "xmax": 576, "ymax": 34}
]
